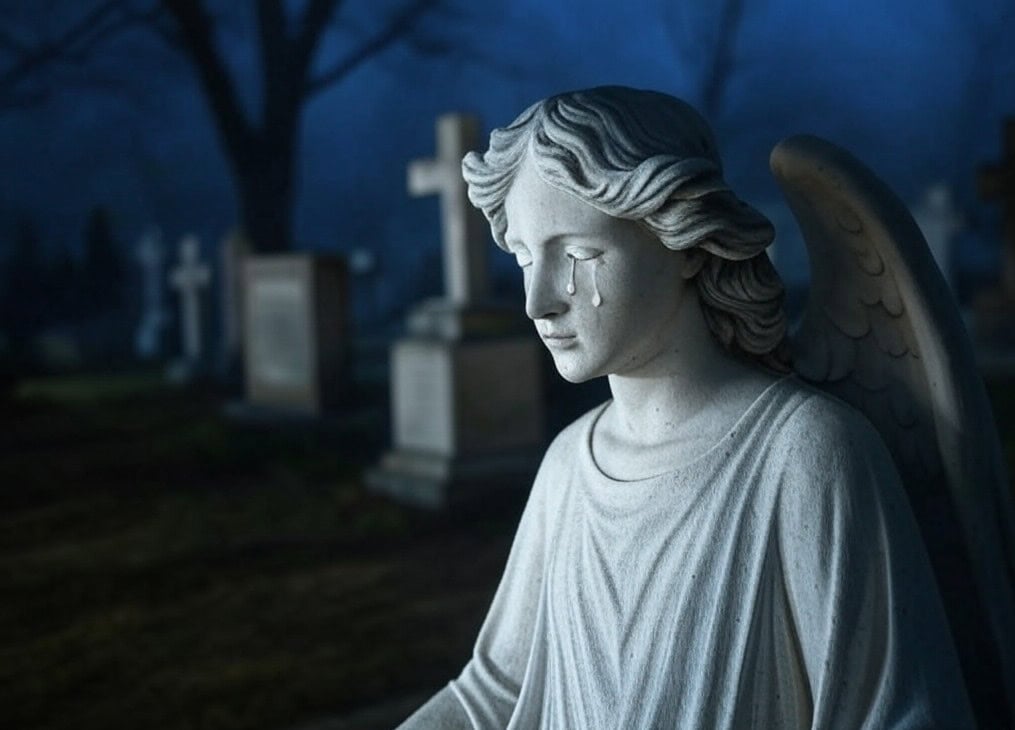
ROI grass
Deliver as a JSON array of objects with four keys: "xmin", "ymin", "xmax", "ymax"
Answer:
[
  {"xmin": 4, "ymin": 372, "xmax": 1015, "ymax": 730},
  {"xmin": 0, "ymin": 374, "xmax": 520, "ymax": 730}
]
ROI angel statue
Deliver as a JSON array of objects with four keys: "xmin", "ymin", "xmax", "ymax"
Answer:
[{"xmin": 398, "ymin": 86, "xmax": 1015, "ymax": 729}]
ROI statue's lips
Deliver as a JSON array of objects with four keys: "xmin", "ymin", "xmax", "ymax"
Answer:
[{"xmin": 540, "ymin": 333, "xmax": 577, "ymax": 349}]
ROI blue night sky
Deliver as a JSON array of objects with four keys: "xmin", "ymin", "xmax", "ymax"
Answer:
[{"xmin": 1, "ymin": 0, "xmax": 1013, "ymax": 317}]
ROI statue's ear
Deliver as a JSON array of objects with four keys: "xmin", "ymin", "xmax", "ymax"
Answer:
[{"xmin": 680, "ymin": 248, "xmax": 707, "ymax": 280}]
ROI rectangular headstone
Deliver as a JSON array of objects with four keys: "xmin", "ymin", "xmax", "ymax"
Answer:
[{"xmin": 242, "ymin": 254, "xmax": 348, "ymax": 415}]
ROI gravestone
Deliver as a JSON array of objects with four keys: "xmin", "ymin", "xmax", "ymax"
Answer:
[
  {"xmin": 408, "ymin": 114, "xmax": 489, "ymax": 306},
  {"xmin": 241, "ymin": 254, "xmax": 348, "ymax": 416},
  {"xmin": 974, "ymin": 117, "xmax": 1015, "ymax": 350},
  {"xmin": 218, "ymin": 226, "xmax": 251, "ymax": 383},
  {"xmin": 134, "ymin": 227, "xmax": 170, "ymax": 360},
  {"xmin": 348, "ymin": 247, "xmax": 379, "ymax": 326},
  {"xmin": 912, "ymin": 183, "xmax": 962, "ymax": 292},
  {"xmin": 166, "ymin": 234, "xmax": 210, "ymax": 381},
  {"xmin": 367, "ymin": 113, "xmax": 544, "ymax": 510}
]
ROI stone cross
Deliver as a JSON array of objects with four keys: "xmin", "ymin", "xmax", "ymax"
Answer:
[
  {"xmin": 134, "ymin": 227, "xmax": 169, "ymax": 359},
  {"xmin": 913, "ymin": 183, "xmax": 963, "ymax": 291},
  {"xmin": 169, "ymin": 234, "xmax": 211, "ymax": 363},
  {"xmin": 408, "ymin": 113, "xmax": 489, "ymax": 305},
  {"xmin": 978, "ymin": 117, "xmax": 1015, "ymax": 294}
]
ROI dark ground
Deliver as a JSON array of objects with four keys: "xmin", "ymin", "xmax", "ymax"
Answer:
[
  {"xmin": 0, "ymin": 373, "xmax": 525, "ymax": 730},
  {"xmin": 2, "ymin": 372, "xmax": 1014, "ymax": 730}
]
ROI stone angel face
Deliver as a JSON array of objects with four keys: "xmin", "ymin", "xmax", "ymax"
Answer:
[
  {"xmin": 502, "ymin": 155, "xmax": 699, "ymax": 383},
  {"xmin": 457, "ymin": 86, "xmax": 1015, "ymax": 727},
  {"xmin": 397, "ymin": 85, "xmax": 1015, "ymax": 730},
  {"xmin": 462, "ymin": 86, "xmax": 790, "ymax": 380}
]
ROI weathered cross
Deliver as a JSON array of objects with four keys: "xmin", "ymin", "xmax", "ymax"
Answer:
[
  {"xmin": 169, "ymin": 234, "xmax": 211, "ymax": 362},
  {"xmin": 408, "ymin": 113, "xmax": 489, "ymax": 305},
  {"xmin": 978, "ymin": 117, "xmax": 1015, "ymax": 293},
  {"xmin": 135, "ymin": 227, "xmax": 169, "ymax": 358}
]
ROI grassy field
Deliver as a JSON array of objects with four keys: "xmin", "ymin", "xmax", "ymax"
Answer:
[
  {"xmin": 0, "ymin": 374, "xmax": 521, "ymax": 730},
  {"xmin": 3, "ymin": 372, "xmax": 1015, "ymax": 730}
]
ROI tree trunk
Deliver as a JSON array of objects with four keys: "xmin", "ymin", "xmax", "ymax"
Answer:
[{"xmin": 235, "ymin": 138, "xmax": 296, "ymax": 253}]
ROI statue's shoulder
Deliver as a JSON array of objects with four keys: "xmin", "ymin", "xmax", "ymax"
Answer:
[
  {"xmin": 757, "ymin": 378, "xmax": 904, "ymax": 525},
  {"xmin": 526, "ymin": 401, "xmax": 611, "ymax": 512},
  {"xmin": 534, "ymin": 400, "xmax": 612, "ymax": 477},
  {"xmin": 764, "ymin": 376, "xmax": 891, "ymax": 470},
  {"xmin": 542, "ymin": 400, "xmax": 611, "ymax": 461}
]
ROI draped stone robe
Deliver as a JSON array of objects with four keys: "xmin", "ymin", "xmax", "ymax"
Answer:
[{"xmin": 400, "ymin": 377, "xmax": 973, "ymax": 729}]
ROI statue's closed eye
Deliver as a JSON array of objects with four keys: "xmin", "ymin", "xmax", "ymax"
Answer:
[{"xmin": 565, "ymin": 246, "xmax": 602, "ymax": 262}]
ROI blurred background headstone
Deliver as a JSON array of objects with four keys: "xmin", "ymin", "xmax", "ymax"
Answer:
[
  {"xmin": 912, "ymin": 183, "xmax": 963, "ymax": 293},
  {"xmin": 240, "ymin": 254, "xmax": 348, "ymax": 416},
  {"xmin": 134, "ymin": 227, "xmax": 170, "ymax": 361},
  {"xmin": 166, "ymin": 234, "xmax": 210, "ymax": 382}
]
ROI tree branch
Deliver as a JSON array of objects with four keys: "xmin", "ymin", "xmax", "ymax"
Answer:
[
  {"xmin": 0, "ymin": 0, "xmax": 128, "ymax": 92},
  {"xmin": 0, "ymin": 0, "xmax": 168, "ymax": 110},
  {"xmin": 256, "ymin": 0, "xmax": 291, "ymax": 132},
  {"xmin": 304, "ymin": 0, "xmax": 437, "ymax": 98},
  {"xmin": 701, "ymin": 0, "xmax": 745, "ymax": 120},
  {"xmin": 0, "ymin": 26, "xmax": 32, "ymax": 55},
  {"xmin": 159, "ymin": 0, "xmax": 255, "ymax": 167},
  {"xmin": 60, "ymin": 3, "xmax": 165, "ymax": 66},
  {"xmin": 292, "ymin": 0, "xmax": 344, "ymax": 80}
]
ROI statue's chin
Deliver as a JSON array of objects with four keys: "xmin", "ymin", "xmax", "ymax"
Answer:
[
  {"xmin": 546, "ymin": 345, "xmax": 610, "ymax": 383},
  {"xmin": 556, "ymin": 371, "xmax": 590, "ymax": 384},
  {"xmin": 551, "ymin": 360, "xmax": 598, "ymax": 384}
]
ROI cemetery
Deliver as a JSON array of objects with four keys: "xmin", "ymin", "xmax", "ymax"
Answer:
[{"xmin": 0, "ymin": 2, "xmax": 1014, "ymax": 729}]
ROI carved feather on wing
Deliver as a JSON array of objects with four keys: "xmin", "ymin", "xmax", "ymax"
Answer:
[{"xmin": 770, "ymin": 135, "xmax": 1015, "ymax": 726}]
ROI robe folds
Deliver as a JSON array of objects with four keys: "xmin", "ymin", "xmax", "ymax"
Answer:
[{"xmin": 400, "ymin": 376, "xmax": 974, "ymax": 729}]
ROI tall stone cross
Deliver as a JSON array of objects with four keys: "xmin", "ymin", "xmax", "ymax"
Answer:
[
  {"xmin": 978, "ymin": 117, "xmax": 1015, "ymax": 294},
  {"xmin": 169, "ymin": 234, "xmax": 211, "ymax": 362},
  {"xmin": 408, "ymin": 113, "xmax": 489, "ymax": 306}
]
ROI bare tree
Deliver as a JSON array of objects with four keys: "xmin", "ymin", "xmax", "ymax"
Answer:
[
  {"xmin": 0, "ymin": 0, "xmax": 444, "ymax": 253},
  {"xmin": 159, "ymin": 0, "xmax": 442, "ymax": 252},
  {"xmin": 0, "ymin": 1, "xmax": 158, "ymax": 110},
  {"xmin": 661, "ymin": 0, "xmax": 746, "ymax": 123}
]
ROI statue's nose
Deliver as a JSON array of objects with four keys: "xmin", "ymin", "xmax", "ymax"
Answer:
[{"xmin": 524, "ymin": 262, "xmax": 569, "ymax": 320}]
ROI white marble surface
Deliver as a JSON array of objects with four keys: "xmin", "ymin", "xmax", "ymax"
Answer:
[
  {"xmin": 402, "ymin": 378, "xmax": 972, "ymax": 728},
  {"xmin": 399, "ymin": 86, "xmax": 1008, "ymax": 726}
]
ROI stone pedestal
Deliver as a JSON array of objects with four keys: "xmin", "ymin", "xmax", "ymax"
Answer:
[
  {"xmin": 367, "ymin": 307, "xmax": 544, "ymax": 510},
  {"xmin": 240, "ymin": 254, "xmax": 348, "ymax": 416}
]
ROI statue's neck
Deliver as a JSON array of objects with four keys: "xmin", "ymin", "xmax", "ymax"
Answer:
[
  {"xmin": 596, "ymin": 300, "xmax": 776, "ymax": 480},
  {"xmin": 606, "ymin": 342, "xmax": 759, "ymax": 441}
]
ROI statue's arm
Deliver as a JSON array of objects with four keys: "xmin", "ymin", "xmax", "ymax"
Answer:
[
  {"xmin": 776, "ymin": 399, "xmax": 974, "ymax": 729},
  {"xmin": 397, "ymin": 448, "xmax": 557, "ymax": 729},
  {"xmin": 396, "ymin": 686, "xmax": 472, "ymax": 729}
]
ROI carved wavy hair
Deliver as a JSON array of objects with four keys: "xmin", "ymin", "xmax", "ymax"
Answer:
[{"xmin": 461, "ymin": 86, "xmax": 789, "ymax": 371}]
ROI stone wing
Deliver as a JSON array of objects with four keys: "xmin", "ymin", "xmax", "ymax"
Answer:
[{"xmin": 770, "ymin": 134, "xmax": 1015, "ymax": 725}]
